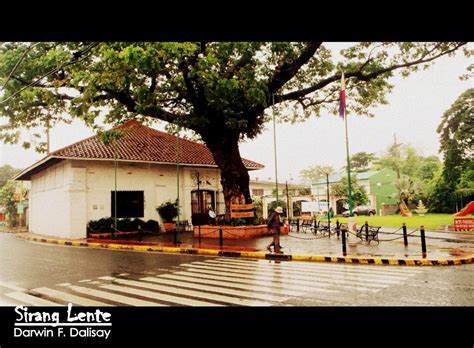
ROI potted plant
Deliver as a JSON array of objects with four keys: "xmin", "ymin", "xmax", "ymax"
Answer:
[{"xmin": 157, "ymin": 200, "xmax": 178, "ymax": 232}]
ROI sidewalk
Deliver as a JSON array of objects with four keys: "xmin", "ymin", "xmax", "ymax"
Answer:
[{"xmin": 11, "ymin": 226, "xmax": 474, "ymax": 266}]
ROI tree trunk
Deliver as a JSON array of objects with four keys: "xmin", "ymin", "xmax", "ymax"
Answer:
[{"xmin": 205, "ymin": 133, "xmax": 252, "ymax": 222}]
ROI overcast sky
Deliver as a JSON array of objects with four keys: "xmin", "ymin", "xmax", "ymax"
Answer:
[{"xmin": 1, "ymin": 43, "xmax": 472, "ymax": 183}]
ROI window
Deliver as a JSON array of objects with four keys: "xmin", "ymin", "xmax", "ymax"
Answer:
[
  {"xmin": 111, "ymin": 191, "xmax": 144, "ymax": 218},
  {"xmin": 252, "ymin": 189, "xmax": 264, "ymax": 196}
]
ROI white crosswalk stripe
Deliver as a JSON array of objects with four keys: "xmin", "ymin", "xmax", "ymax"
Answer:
[
  {"xmin": 187, "ymin": 261, "xmax": 406, "ymax": 285},
  {"xmin": 66, "ymin": 285, "xmax": 165, "ymax": 306},
  {"xmin": 5, "ymin": 292, "xmax": 62, "ymax": 306},
  {"xmin": 139, "ymin": 276, "xmax": 290, "ymax": 302},
  {"xmin": 102, "ymin": 277, "xmax": 273, "ymax": 306},
  {"xmin": 0, "ymin": 257, "xmax": 422, "ymax": 307},
  {"xmin": 0, "ymin": 280, "xmax": 26, "ymax": 292},
  {"xmin": 178, "ymin": 264, "xmax": 382, "ymax": 292},
  {"xmin": 29, "ymin": 287, "xmax": 111, "ymax": 306}
]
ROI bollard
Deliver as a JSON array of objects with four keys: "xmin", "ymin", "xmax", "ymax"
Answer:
[
  {"xmin": 420, "ymin": 225, "xmax": 427, "ymax": 257},
  {"xmin": 138, "ymin": 225, "xmax": 143, "ymax": 242},
  {"xmin": 296, "ymin": 219, "xmax": 300, "ymax": 232},
  {"xmin": 198, "ymin": 224, "xmax": 201, "ymax": 245},
  {"xmin": 336, "ymin": 220, "xmax": 340, "ymax": 238},
  {"xmin": 341, "ymin": 226, "xmax": 347, "ymax": 256},
  {"xmin": 219, "ymin": 224, "xmax": 223, "ymax": 249},
  {"xmin": 365, "ymin": 221, "xmax": 369, "ymax": 242},
  {"xmin": 402, "ymin": 223, "xmax": 408, "ymax": 246}
]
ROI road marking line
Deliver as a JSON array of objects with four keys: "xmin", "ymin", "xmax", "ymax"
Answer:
[
  {"xmin": 219, "ymin": 258, "xmax": 423, "ymax": 275},
  {"xmin": 180, "ymin": 264, "xmax": 383, "ymax": 292},
  {"xmin": 5, "ymin": 292, "xmax": 62, "ymax": 306},
  {"xmin": 138, "ymin": 276, "xmax": 288, "ymax": 303},
  {"xmin": 66, "ymin": 285, "xmax": 164, "ymax": 306},
  {"xmin": 56, "ymin": 283, "xmax": 72, "ymax": 287},
  {"xmin": 78, "ymin": 279, "xmax": 92, "ymax": 283},
  {"xmin": 0, "ymin": 280, "xmax": 26, "ymax": 292},
  {"xmin": 106, "ymin": 277, "xmax": 273, "ymax": 307},
  {"xmin": 30, "ymin": 287, "xmax": 111, "ymax": 306},
  {"xmin": 98, "ymin": 276, "xmax": 115, "ymax": 281},
  {"xmin": 212, "ymin": 258, "xmax": 419, "ymax": 277},
  {"xmin": 174, "ymin": 270, "xmax": 344, "ymax": 294},
  {"xmin": 153, "ymin": 274, "xmax": 305, "ymax": 297},
  {"xmin": 202, "ymin": 260, "xmax": 408, "ymax": 284},
  {"xmin": 99, "ymin": 283, "xmax": 223, "ymax": 307}
]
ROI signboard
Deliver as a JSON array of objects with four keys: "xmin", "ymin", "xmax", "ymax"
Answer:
[
  {"xmin": 301, "ymin": 201, "xmax": 329, "ymax": 212},
  {"xmin": 454, "ymin": 218, "xmax": 474, "ymax": 231}
]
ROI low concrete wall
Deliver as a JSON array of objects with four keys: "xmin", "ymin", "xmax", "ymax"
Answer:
[{"xmin": 193, "ymin": 224, "xmax": 289, "ymax": 239}]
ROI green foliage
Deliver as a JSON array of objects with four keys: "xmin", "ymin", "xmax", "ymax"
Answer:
[
  {"xmin": 230, "ymin": 218, "xmax": 247, "ymax": 226},
  {"xmin": 87, "ymin": 217, "xmax": 115, "ymax": 233},
  {"xmin": 0, "ymin": 42, "xmax": 469, "ymax": 210},
  {"xmin": 348, "ymin": 152, "xmax": 377, "ymax": 173},
  {"xmin": 0, "ymin": 165, "xmax": 21, "ymax": 187},
  {"xmin": 430, "ymin": 89, "xmax": 474, "ymax": 212},
  {"xmin": 331, "ymin": 176, "xmax": 368, "ymax": 206},
  {"xmin": 299, "ymin": 165, "xmax": 335, "ymax": 185},
  {"xmin": 156, "ymin": 200, "xmax": 178, "ymax": 222}
]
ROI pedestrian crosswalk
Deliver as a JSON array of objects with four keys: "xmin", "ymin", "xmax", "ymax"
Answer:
[{"xmin": 0, "ymin": 258, "xmax": 424, "ymax": 307}]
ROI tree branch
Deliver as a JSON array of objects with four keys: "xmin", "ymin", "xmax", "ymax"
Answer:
[
  {"xmin": 267, "ymin": 42, "xmax": 323, "ymax": 94},
  {"xmin": 277, "ymin": 42, "xmax": 467, "ymax": 103}
]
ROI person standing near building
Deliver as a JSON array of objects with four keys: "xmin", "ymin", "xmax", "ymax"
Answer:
[{"xmin": 267, "ymin": 206, "xmax": 284, "ymax": 253}]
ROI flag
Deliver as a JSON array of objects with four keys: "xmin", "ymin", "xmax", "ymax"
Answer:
[{"xmin": 339, "ymin": 71, "xmax": 346, "ymax": 119}]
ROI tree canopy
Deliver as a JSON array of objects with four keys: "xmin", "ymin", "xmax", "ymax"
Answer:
[
  {"xmin": 0, "ymin": 42, "xmax": 470, "ymax": 218},
  {"xmin": 429, "ymin": 88, "xmax": 474, "ymax": 212}
]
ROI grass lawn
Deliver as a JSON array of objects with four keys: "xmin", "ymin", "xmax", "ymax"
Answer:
[{"xmin": 323, "ymin": 214, "xmax": 456, "ymax": 231}]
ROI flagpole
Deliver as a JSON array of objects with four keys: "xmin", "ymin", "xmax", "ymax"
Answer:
[
  {"xmin": 344, "ymin": 110, "xmax": 353, "ymax": 216},
  {"xmin": 340, "ymin": 71, "xmax": 353, "ymax": 216}
]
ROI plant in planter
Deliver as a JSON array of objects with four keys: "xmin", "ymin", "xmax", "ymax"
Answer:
[{"xmin": 156, "ymin": 200, "xmax": 178, "ymax": 232}]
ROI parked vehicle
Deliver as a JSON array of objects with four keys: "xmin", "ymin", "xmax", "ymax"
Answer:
[{"xmin": 342, "ymin": 205, "xmax": 376, "ymax": 217}]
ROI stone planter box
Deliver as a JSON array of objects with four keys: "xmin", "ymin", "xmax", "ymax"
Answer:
[{"xmin": 193, "ymin": 224, "xmax": 289, "ymax": 239}]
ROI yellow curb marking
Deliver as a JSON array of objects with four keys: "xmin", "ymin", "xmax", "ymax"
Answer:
[{"xmin": 14, "ymin": 234, "xmax": 474, "ymax": 266}]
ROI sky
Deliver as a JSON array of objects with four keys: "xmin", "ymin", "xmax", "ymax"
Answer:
[{"xmin": 1, "ymin": 43, "xmax": 473, "ymax": 183}]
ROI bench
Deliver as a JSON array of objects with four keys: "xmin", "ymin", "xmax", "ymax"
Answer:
[
  {"xmin": 356, "ymin": 225, "xmax": 381, "ymax": 244},
  {"xmin": 288, "ymin": 219, "xmax": 300, "ymax": 232},
  {"xmin": 316, "ymin": 221, "xmax": 331, "ymax": 235},
  {"xmin": 300, "ymin": 219, "xmax": 314, "ymax": 233}
]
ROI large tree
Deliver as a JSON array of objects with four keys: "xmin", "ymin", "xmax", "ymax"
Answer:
[
  {"xmin": 431, "ymin": 88, "xmax": 474, "ymax": 212},
  {"xmin": 0, "ymin": 42, "xmax": 470, "ymax": 217}
]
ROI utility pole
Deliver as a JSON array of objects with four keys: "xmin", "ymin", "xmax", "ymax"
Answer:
[{"xmin": 393, "ymin": 133, "xmax": 402, "ymax": 179}]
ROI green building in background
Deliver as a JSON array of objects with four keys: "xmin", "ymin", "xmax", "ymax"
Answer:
[
  {"xmin": 312, "ymin": 168, "xmax": 398, "ymax": 215},
  {"xmin": 367, "ymin": 168, "xmax": 398, "ymax": 214}
]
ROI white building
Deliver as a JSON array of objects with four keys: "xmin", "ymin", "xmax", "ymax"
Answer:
[{"xmin": 14, "ymin": 120, "xmax": 263, "ymax": 239}]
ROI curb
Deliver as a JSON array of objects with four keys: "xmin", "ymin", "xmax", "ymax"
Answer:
[{"xmin": 16, "ymin": 234, "xmax": 474, "ymax": 266}]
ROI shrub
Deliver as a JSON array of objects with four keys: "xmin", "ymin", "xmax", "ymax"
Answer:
[
  {"xmin": 87, "ymin": 217, "xmax": 114, "ymax": 233},
  {"xmin": 230, "ymin": 218, "xmax": 247, "ymax": 226},
  {"xmin": 157, "ymin": 200, "xmax": 178, "ymax": 223},
  {"xmin": 145, "ymin": 219, "xmax": 160, "ymax": 233}
]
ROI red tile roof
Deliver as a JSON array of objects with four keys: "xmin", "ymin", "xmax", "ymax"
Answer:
[{"xmin": 16, "ymin": 120, "xmax": 264, "ymax": 180}]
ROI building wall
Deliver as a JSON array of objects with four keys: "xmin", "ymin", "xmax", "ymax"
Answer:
[
  {"xmin": 368, "ymin": 168, "xmax": 398, "ymax": 214},
  {"xmin": 29, "ymin": 159, "xmax": 223, "ymax": 238},
  {"xmin": 29, "ymin": 161, "xmax": 72, "ymax": 238}
]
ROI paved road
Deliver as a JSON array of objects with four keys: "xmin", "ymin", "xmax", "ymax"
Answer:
[{"xmin": 1, "ymin": 233, "xmax": 474, "ymax": 306}]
